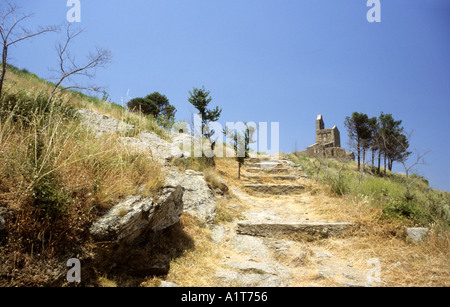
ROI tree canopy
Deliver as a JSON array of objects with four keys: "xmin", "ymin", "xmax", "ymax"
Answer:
[
  {"xmin": 345, "ymin": 111, "xmax": 410, "ymax": 173},
  {"xmin": 127, "ymin": 92, "xmax": 176, "ymax": 121}
]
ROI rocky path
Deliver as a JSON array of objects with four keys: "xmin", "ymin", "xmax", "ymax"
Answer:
[{"xmin": 211, "ymin": 157, "xmax": 368, "ymax": 287}]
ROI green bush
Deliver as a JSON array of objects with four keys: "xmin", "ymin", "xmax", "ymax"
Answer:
[
  {"xmin": 330, "ymin": 177, "xmax": 349, "ymax": 196},
  {"xmin": 32, "ymin": 174, "xmax": 70, "ymax": 221},
  {"xmin": 0, "ymin": 91, "xmax": 75, "ymax": 124},
  {"xmin": 382, "ymin": 200, "xmax": 431, "ymax": 225}
]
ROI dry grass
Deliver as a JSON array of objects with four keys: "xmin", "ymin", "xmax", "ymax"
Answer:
[
  {"xmin": 0, "ymin": 68, "xmax": 166, "ymax": 286},
  {"xmin": 141, "ymin": 214, "xmax": 228, "ymax": 287},
  {"xmin": 300, "ymin": 194, "xmax": 450, "ymax": 286}
]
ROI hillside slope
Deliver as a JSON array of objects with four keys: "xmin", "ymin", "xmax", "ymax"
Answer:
[
  {"xmin": 0, "ymin": 66, "xmax": 448, "ymax": 287},
  {"xmin": 144, "ymin": 156, "xmax": 449, "ymax": 287}
]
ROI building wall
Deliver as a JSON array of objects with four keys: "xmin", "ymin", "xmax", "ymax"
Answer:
[{"xmin": 306, "ymin": 115, "xmax": 353, "ymax": 160}]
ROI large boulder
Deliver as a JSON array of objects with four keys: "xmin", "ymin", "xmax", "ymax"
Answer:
[
  {"xmin": 83, "ymin": 184, "xmax": 185, "ymax": 279},
  {"xmin": 90, "ymin": 185, "xmax": 184, "ymax": 244},
  {"xmin": 166, "ymin": 169, "xmax": 217, "ymax": 224}
]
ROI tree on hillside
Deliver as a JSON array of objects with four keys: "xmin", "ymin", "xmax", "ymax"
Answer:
[
  {"xmin": 344, "ymin": 112, "xmax": 376, "ymax": 171},
  {"xmin": 377, "ymin": 112, "xmax": 409, "ymax": 174},
  {"xmin": 48, "ymin": 24, "xmax": 111, "ymax": 103},
  {"xmin": 368, "ymin": 116, "xmax": 379, "ymax": 167},
  {"xmin": 188, "ymin": 86, "xmax": 222, "ymax": 166},
  {"xmin": 0, "ymin": 2, "xmax": 57, "ymax": 99},
  {"xmin": 224, "ymin": 123, "xmax": 255, "ymax": 179},
  {"xmin": 127, "ymin": 92, "xmax": 177, "ymax": 127}
]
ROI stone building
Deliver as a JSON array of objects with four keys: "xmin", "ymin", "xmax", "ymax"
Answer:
[{"xmin": 304, "ymin": 115, "xmax": 354, "ymax": 160}]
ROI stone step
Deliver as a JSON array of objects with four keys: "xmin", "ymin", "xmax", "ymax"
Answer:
[
  {"xmin": 237, "ymin": 221, "xmax": 355, "ymax": 239},
  {"xmin": 245, "ymin": 167, "xmax": 290, "ymax": 174},
  {"xmin": 243, "ymin": 174, "xmax": 298, "ymax": 181},
  {"xmin": 247, "ymin": 156, "xmax": 271, "ymax": 163},
  {"xmin": 245, "ymin": 161, "xmax": 281, "ymax": 169},
  {"xmin": 244, "ymin": 184, "xmax": 305, "ymax": 195}
]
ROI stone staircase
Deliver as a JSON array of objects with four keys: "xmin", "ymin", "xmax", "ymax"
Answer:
[
  {"xmin": 211, "ymin": 156, "xmax": 361, "ymax": 287},
  {"xmin": 242, "ymin": 157, "xmax": 307, "ymax": 195}
]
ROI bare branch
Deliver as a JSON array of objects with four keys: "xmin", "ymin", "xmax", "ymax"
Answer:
[
  {"xmin": 0, "ymin": 2, "xmax": 58, "ymax": 98},
  {"xmin": 49, "ymin": 24, "xmax": 112, "ymax": 103}
]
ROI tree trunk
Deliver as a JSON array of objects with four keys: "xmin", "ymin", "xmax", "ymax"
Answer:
[
  {"xmin": 0, "ymin": 45, "xmax": 8, "ymax": 100},
  {"xmin": 377, "ymin": 150, "xmax": 381, "ymax": 174},
  {"xmin": 371, "ymin": 149, "xmax": 375, "ymax": 168},
  {"xmin": 357, "ymin": 141, "xmax": 361, "ymax": 171},
  {"xmin": 238, "ymin": 162, "xmax": 241, "ymax": 180},
  {"xmin": 388, "ymin": 158, "xmax": 393, "ymax": 172},
  {"xmin": 357, "ymin": 154, "xmax": 366, "ymax": 196}
]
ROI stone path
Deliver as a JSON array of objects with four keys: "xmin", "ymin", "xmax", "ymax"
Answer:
[{"xmin": 211, "ymin": 156, "xmax": 367, "ymax": 287}]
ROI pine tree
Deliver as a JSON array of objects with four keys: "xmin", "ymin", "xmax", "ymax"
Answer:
[
  {"xmin": 344, "ymin": 112, "xmax": 375, "ymax": 171},
  {"xmin": 188, "ymin": 86, "xmax": 222, "ymax": 165}
]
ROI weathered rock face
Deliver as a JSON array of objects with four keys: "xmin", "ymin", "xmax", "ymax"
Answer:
[
  {"xmin": 119, "ymin": 132, "xmax": 185, "ymax": 164},
  {"xmin": 76, "ymin": 109, "xmax": 135, "ymax": 137},
  {"xmin": 406, "ymin": 227, "xmax": 429, "ymax": 243},
  {"xmin": 76, "ymin": 108, "xmax": 190, "ymax": 164},
  {"xmin": 90, "ymin": 185, "xmax": 184, "ymax": 244},
  {"xmin": 166, "ymin": 169, "xmax": 217, "ymax": 224},
  {"xmin": 81, "ymin": 182, "xmax": 186, "ymax": 280}
]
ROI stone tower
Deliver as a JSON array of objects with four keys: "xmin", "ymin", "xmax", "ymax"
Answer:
[
  {"xmin": 314, "ymin": 115, "xmax": 341, "ymax": 148},
  {"xmin": 304, "ymin": 114, "xmax": 353, "ymax": 160}
]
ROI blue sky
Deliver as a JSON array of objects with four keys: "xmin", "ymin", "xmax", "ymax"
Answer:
[{"xmin": 6, "ymin": 0, "xmax": 450, "ymax": 191}]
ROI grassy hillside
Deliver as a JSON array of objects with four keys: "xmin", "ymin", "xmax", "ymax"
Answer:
[
  {"xmin": 1, "ymin": 65, "xmax": 448, "ymax": 287},
  {"xmin": 0, "ymin": 65, "xmax": 167, "ymax": 285},
  {"xmin": 287, "ymin": 153, "xmax": 450, "ymax": 231}
]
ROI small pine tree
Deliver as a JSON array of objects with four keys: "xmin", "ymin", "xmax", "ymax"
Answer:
[
  {"xmin": 188, "ymin": 86, "xmax": 222, "ymax": 165},
  {"xmin": 225, "ymin": 123, "xmax": 255, "ymax": 179}
]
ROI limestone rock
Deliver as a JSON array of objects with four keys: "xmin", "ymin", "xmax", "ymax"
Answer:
[
  {"xmin": 76, "ymin": 109, "xmax": 134, "ymax": 137},
  {"xmin": 166, "ymin": 169, "xmax": 217, "ymax": 224},
  {"xmin": 77, "ymin": 109, "xmax": 186, "ymax": 164},
  {"xmin": 138, "ymin": 131, "xmax": 184, "ymax": 162},
  {"xmin": 120, "ymin": 131, "xmax": 184, "ymax": 164},
  {"xmin": 89, "ymin": 186, "xmax": 184, "ymax": 243},
  {"xmin": 406, "ymin": 227, "xmax": 429, "ymax": 243}
]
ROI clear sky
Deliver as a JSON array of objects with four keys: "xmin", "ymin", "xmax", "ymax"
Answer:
[{"xmin": 6, "ymin": 0, "xmax": 450, "ymax": 191}]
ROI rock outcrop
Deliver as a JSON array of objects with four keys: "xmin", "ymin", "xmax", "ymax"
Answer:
[
  {"xmin": 76, "ymin": 109, "xmax": 135, "ymax": 137},
  {"xmin": 76, "ymin": 108, "xmax": 192, "ymax": 164},
  {"xmin": 119, "ymin": 132, "xmax": 185, "ymax": 164},
  {"xmin": 90, "ymin": 185, "xmax": 184, "ymax": 244},
  {"xmin": 166, "ymin": 169, "xmax": 217, "ymax": 224}
]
